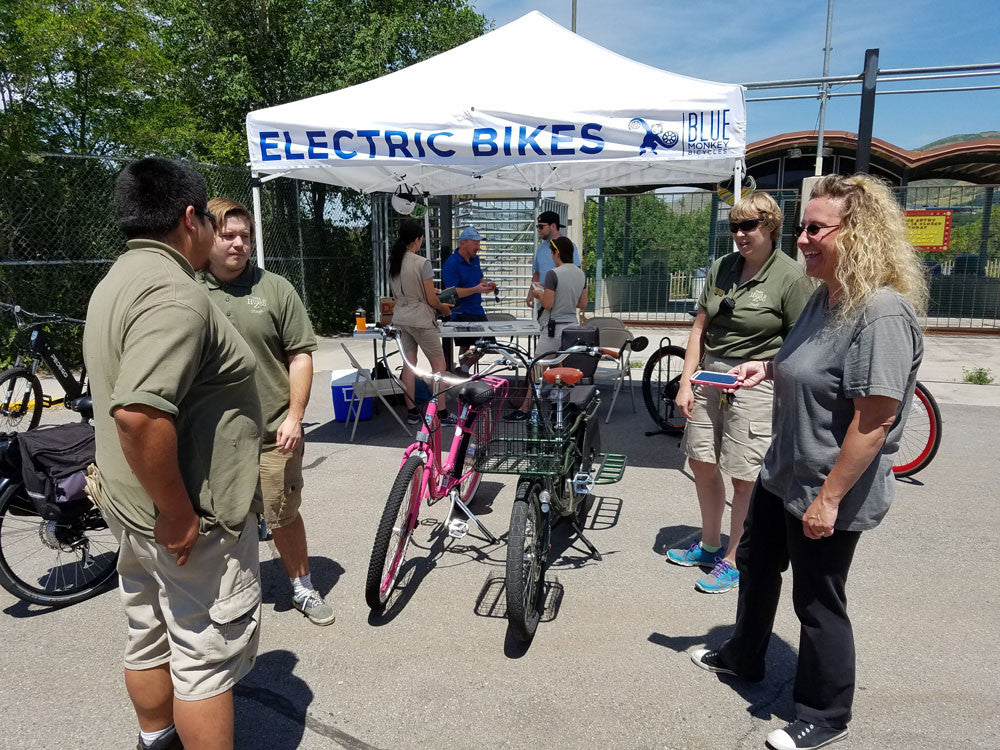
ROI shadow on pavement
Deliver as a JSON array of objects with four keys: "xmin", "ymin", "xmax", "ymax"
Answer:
[
  {"xmin": 260, "ymin": 555, "xmax": 344, "ymax": 612},
  {"xmin": 649, "ymin": 624, "xmax": 797, "ymax": 723},
  {"xmin": 236, "ymin": 648, "xmax": 384, "ymax": 749}
]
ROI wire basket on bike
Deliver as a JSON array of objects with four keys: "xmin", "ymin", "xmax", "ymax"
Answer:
[{"xmin": 473, "ymin": 379, "xmax": 587, "ymax": 477}]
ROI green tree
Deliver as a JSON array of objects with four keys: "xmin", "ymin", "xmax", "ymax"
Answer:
[
  {"xmin": 583, "ymin": 192, "xmax": 712, "ymax": 279},
  {"xmin": 0, "ymin": 0, "xmax": 194, "ymax": 158}
]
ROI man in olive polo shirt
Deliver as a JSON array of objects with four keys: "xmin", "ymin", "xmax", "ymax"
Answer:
[
  {"xmin": 200, "ymin": 197, "xmax": 333, "ymax": 626},
  {"xmin": 84, "ymin": 159, "xmax": 263, "ymax": 750}
]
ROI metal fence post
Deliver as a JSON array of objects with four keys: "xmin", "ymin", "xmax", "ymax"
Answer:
[
  {"xmin": 980, "ymin": 186, "xmax": 995, "ymax": 261},
  {"xmin": 294, "ymin": 180, "xmax": 308, "ymax": 308},
  {"xmin": 595, "ymin": 195, "xmax": 605, "ymax": 312},
  {"xmin": 707, "ymin": 192, "xmax": 720, "ymax": 266},
  {"xmin": 856, "ymin": 48, "xmax": 880, "ymax": 174}
]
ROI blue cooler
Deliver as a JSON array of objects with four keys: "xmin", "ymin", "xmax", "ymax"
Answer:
[{"xmin": 331, "ymin": 369, "xmax": 373, "ymax": 422}]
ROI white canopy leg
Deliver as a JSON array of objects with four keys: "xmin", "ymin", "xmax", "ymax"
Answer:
[{"xmin": 251, "ymin": 172, "xmax": 266, "ymax": 269}]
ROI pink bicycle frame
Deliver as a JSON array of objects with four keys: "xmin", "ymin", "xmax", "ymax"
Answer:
[{"xmin": 398, "ymin": 375, "xmax": 508, "ymax": 537}]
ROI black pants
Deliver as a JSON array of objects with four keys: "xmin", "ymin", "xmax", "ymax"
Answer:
[{"xmin": 719, "ymin": 480, "xmax": 861, "ymax": 729}]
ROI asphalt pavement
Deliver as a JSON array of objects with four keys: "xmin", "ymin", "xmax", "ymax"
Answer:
[{"xmin": 2, "ymin": 331, "xmax": 999, "ymax": 749}]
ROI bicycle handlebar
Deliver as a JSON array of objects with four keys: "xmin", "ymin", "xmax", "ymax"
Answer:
[
  {"xmin": 377, "ymin": 324, "xmax": 511, "ymax": 389},
  {"xmin": 0, "ymin": 302, "xmax": 85, "ymax": 325}
]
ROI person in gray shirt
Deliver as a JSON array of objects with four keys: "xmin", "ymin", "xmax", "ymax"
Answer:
[{"xmin": 690, "ymin": 174, "xmax": 928, "ymax": 750}]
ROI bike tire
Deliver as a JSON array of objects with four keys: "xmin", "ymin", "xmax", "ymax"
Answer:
[
  {"xmin": 892, "ymin": 381, "xmax": 943, "ymax": 478},
  {"xmin": 505, "ymin": 478, "xmax": 545, "ymax": 641},
  {"xmin": 364, "ymin": 455, "xmax": 425, "ymax": 612},
  {"xmin": 0, "ymin": 368, "xmax": 43, "ymax": 432},
  {"xmin": 0, "ymin": 483, "xmax": 119, "ymax": 606},
  {"xmin": 641, "ymin": 346, "xmax": 687, "ymax": 434}
]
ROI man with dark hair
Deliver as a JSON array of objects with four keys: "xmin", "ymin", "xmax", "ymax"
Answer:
[
  {"xmin": 200, "ymin": 197, "xmax": 333, "ymax": 626},
  {"xmin": 84, "ymin": 158, "xmax": 263, "ymax": 750},
  {"xmin": 526, "ymin": 210, "xmax": 580, "ymax": 308}
]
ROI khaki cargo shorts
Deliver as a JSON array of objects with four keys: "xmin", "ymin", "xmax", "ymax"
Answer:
[
  {"xmin": 109, "ymin": 513, "xmax": 261, "ymax": 701},
  {"xmin": 399, "ymin": 324, "xmax": 444, "ymax": 361},
  {"xmin": 681, "ymin": 355, "xmax": 775, "ymax": 482},
  {"xmin": 259, "ymin": 443, "xmax": 304, "ymax": 529}
]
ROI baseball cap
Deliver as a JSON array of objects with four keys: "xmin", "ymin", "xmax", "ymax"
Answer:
[
  {"xmin": 537, "ymin": 210, "xmax": 564, "ymax": 227},
  {"xmin": 459, "ymin": 227, "xmax": 483, "ymax": 241}
]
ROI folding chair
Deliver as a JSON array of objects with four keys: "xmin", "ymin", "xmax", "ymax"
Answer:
[
  {"xmin": 586, "ymin": 316, "xmax": 628, "ymax": 331},
  {"xmin": 596, "ymin": 327, "xmax": 640, "ymax": 423},
  {"xmin": 340, "ymin": 344, "xmax": 412, "ymax": 441}
]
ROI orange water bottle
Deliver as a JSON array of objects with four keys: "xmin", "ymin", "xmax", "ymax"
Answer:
[{"xmin": 355, "ymin": 307, "xmax": 366, "ymax": 331}]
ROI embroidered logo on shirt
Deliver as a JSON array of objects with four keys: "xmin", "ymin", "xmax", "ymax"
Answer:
[
  {"xmin": 247, "ymin": 295, "xmax": 268, "ymax": 313},
  {"xmin": 748, "ymin": 289, "xmax": 768, "ymax": 307}
]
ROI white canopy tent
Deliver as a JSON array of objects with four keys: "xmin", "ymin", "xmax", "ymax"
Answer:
[{"xmin": 245, "ymin": 10, "xmax": 746, "ymax": 264}]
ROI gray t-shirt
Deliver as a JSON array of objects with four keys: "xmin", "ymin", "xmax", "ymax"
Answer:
[
  {"xmin": 760, "ymin": 287, "xmax": 923, "ymax": 531},
  {"xmin": 541, "ymin": 264, "xmax": 586, "ymax": 326}
]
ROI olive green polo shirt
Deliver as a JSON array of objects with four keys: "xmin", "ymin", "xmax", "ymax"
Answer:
[
  {"xmin": 199, "ymin": 264, "xmax": 317, "ymax": 449},
  {"xmin": 83, "ymin": 240, "xmax": 263, "ymax": 538},
  {"xmin": 698, "ymin": 248, "xmax": 815, "ymax": 360}
]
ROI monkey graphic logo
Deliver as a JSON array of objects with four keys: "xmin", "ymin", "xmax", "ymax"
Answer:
[{"xmin": 628, "ymin": 118, "xmax": 679, "ymax": 155}]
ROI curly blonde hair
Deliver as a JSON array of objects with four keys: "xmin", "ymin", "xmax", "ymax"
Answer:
[
  {"xmin": 809, "ymin": 174, "xmax": 928, "ymax": 321},
  {"xmin": 730, "ymin": 191, "xmax": 783, "ymax": 247}
]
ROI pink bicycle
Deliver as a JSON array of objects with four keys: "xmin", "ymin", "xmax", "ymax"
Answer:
[{"xmin": 364, "ymin": 326, "xmax": 521, "ymax": 612}]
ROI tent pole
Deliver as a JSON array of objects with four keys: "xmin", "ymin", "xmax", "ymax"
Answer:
[
  {"xmin": 595, "ymin": 195, "xmax": 605, "ymax": 312},
  {"xmin": 732, "ymin": 162, "xmax": 743, "ymax": 253},
  {"xmin": 251, "ymin": 172, "xmax": 266, "ymax": 270}
]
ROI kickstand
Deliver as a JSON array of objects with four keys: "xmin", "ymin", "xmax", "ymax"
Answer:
[
  {"xmin": 571, "ymin": 517, "xmax": 603, "ymax": 561},
  {"xmin": 446, "ymin": 493, "xmax": 499, "ymax": 544}
]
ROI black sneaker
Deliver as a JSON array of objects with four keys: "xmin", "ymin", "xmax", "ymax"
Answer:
[
  {"xmin": 689, "ymin": 648, "xmax": 737, "ymax": 676},
  {"xmin": 504, "ymin": 409, "xmax": 530, "ymax": 422},
  {"xmin": 137, "ymin": 727, "xmax": 183, "ymax": 750},
  {"xmin": 406, "ymin": 409, "xmax": 422, "ymax": 425},
  {"xmin": 438, "ymin": 411, "xmax": 458, "ymax": 426},
  {"xmin": 766, "ymin": 720, "xmax": 848, "ymax": 750}
]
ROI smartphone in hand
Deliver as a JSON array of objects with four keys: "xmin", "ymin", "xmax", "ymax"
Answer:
[{"xmin": 689, "ymin": 370, "xmax": 739, "ymax": 388}]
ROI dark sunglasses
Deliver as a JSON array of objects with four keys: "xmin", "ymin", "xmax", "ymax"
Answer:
[
  {"xmin": 728, "ymin": 217, "xmax": 763, "ymax": 234},
  {"xmin": 795, "ymin": 223, "xmax": 840, "ymax": 237},
  {"xmin": 194, "ymin": 207, "xmax": 217, "ymax": 229},
  {"xmin": 536, "ymin": 223, "xmax": 551, "ymax": 229}
]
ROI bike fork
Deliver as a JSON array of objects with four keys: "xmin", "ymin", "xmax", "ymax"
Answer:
[{"xmin": 445, "ymin": 488, "xmax": 499, "ymax": 544}]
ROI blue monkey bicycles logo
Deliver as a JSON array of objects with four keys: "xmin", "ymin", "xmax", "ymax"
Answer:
[{"xmin": 628, "ymin": 117, "xmax": 679, "ymax": 156}]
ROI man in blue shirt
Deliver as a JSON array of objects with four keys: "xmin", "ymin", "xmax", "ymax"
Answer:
[
  {"xmin": 441, "ymin": 226, "xmax": 495, "ymax": 373},
  {"xmin": 526, "ymin": 210, "xmax": 580, "ymax": 309}
]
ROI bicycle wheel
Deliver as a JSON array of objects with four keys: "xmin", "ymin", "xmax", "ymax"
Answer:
[
  {"xmin": 893, "ymin": 381, "xmax": 942, "ymax": 478},
  {"xmin": 365, "ymin": 455, "xmax": 425, "ymax": 611},
  {"xmin": 0, "ymin": 368, "xmax": 43, "ymax": 432},
  {"xmin": 505, "ymin": 478, "xmax": 545, "ymax": 641},
  {"xmin": 641, "ymin": 346, "xmax": 687, "ymax": 434},
  {"xmin": 0, "ymin": 483, "xmax": 119, "ymax": 606},
  {"xmin": 457, "ymin": 407, "xmax": 491, "ymax": 504}
]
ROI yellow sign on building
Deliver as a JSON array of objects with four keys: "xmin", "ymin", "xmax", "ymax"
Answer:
[{"xmin": 905, "ymin": 210, "xmax": 953, "ymax": 252}]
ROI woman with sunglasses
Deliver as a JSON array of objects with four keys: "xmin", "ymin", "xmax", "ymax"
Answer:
[
  {"xmin": 691, "ymin": 175, "xmax": 927, "ymax": 750},
  {"xmin": 667, "ymin": 192, "xmax": 812, "ymax": 594}
]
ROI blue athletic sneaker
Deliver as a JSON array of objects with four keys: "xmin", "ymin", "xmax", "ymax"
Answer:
[
  {"xmin": 666, "ymin": 542, "xmax": 724, "ymax": 567},
  {"xmin": 695, "ymin": 559, "xmax": 739, "ymax": 593}
]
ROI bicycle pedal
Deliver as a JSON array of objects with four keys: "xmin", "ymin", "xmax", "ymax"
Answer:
[
  {"xmin": 573, "ymin": 472, "xmax": 595, "ymax": 494},
  {"xmin": 447, "ymin": 519, "xmax": 469, "ymax": 539}
]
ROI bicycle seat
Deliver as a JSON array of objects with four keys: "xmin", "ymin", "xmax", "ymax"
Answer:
[
  {"xmin": 544, "ymin": 367, "xmax": 584, "ymax": 387},
  {"xmin": 456, "ymin": 380, "xmax": 498, "ymax": 407}
]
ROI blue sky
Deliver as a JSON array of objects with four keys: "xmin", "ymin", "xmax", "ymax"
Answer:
[{"xmin": 471, "ymin": 0, "xmax": 1000, "ymax": 150}]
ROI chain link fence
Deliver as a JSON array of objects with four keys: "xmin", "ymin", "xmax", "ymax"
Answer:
[
  {"xmin": 2, "ymin": 152, "xmax": 997, "ymax": 365},
  {"xmin": 0, "ymin": 153, "xmax": 373, "ymax": 368}
]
